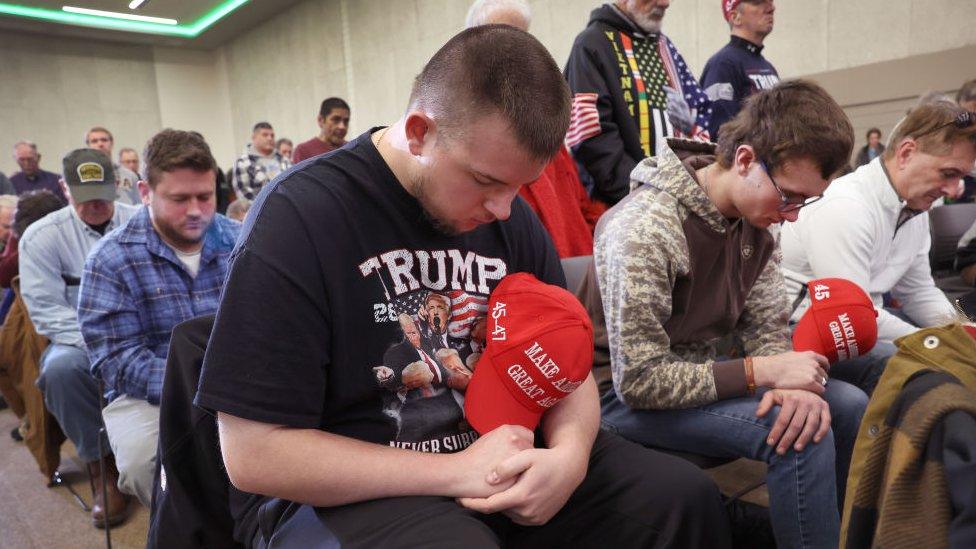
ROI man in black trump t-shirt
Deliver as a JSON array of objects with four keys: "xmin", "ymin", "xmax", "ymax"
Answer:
[{"xmin": 196, "ymin": 25, "xmax": 731, "ymax": 548}]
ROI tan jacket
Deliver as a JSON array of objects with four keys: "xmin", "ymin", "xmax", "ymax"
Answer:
[{"xmin": 0, "ymin": 277, "xmax": 62, "ymax": 480}]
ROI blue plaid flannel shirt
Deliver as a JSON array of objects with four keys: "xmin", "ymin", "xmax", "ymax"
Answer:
[{"xmin": 78, "ymin": 207, "xmax": 240, "ymax": 404}]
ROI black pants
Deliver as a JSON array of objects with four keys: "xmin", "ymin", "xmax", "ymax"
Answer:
[{"xmin": 253, "ymin": 430, "xmax": 731, "ymax": 548}]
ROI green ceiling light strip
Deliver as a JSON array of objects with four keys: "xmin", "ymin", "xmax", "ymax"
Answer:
[{"xmin": 0, "ymin": 0, "xmax": 250, "ymax": 37}]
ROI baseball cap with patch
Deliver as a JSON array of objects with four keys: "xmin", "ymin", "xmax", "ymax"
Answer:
[
  {"xmin": 464, "ymin": 273, "xmax": 593, "ymax": 435},
  {"xmin": 62, "ymin": 148, "xmax": 117, "ymax": 203},
  {"xmin": 792, "ymin": 278, "xmax": 878, "ymax": 364}
]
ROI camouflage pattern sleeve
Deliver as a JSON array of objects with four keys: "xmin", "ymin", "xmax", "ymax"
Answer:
[
  {"xmin": 736, "ymin": 241, "xmax": 793, "ymax": 357},
  {"xmin": 595, "ymin": 192, "xmax": 736, "ymax": 410}
]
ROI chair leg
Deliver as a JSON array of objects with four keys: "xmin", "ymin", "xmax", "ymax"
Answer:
[
  {"xmin": 97, "ymin": 381, "xmax": 112, "ymax": 549},
  {"xmin": 49, "ymin": 470, "xmax": 91, "ymax": 512}
]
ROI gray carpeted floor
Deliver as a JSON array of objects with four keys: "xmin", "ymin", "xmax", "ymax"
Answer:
[{"xmin": 0, "ymin": 408, "xmax": 149, "ymax": 549}]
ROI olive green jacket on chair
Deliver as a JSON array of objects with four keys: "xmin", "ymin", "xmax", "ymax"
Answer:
[{"xmin": 841, "ymin": 323, "xmax": 976, "ymax": 548}]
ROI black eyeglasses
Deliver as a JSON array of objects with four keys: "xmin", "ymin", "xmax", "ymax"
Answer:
[
  {"xmin": 759, "ymin": 160, "xmax": 822, "ymax": 213},
  {"xmin": 914, "ymin": 110, "xmax": 976, "ymax": 140}
]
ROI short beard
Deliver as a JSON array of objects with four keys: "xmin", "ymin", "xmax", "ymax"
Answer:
[{"xmin": 410, "ymin": 171, "xmax": 461, "ymax": 237}]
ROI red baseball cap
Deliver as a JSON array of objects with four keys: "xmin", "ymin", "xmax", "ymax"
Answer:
[
  {"xmin": 464, "ymin": 273, "xmax": 594, "ymax": 435},
  {"xmin": 722, "ymin": 0, "xmax": 742, "ymax": 21},
  {"xmin": 792, "ymin": 278, "xmax": 878, "ymax": 364}
]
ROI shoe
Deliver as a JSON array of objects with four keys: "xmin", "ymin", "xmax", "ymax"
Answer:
[
  {"xmin": 10, "ymin": 426, "xmax": 22, "ymax": 442},
  {"xmin": 725, "ymin": 497, "xmax": 776, "ymax": 549},
  {"xmin": 87, "ymin": 455, "xmax": 129, "ymax": 529}
]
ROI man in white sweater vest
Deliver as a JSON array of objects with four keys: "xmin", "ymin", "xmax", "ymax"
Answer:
[{"xmin": 781, "ymin": 102, "xmax": 976, "ymax": 393}]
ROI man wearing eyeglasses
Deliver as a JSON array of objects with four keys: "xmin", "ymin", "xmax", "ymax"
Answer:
[
  {"xmin": 591, "ymin": 80, "xmax": 866, "ymax": 548},
  {"xmin": 781, "ymin": 102, "xmax": 976, "ymax": 394}
]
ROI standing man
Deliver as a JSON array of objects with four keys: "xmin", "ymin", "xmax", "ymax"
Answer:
[
  {"xmin": 10, "ymin": 141, "xmax": 67, "ymax": 202},
  {"xmin": 781, "ymin": 102, "xmax": 976, "ymax": 384},
  {"xmin": 565, "ymin": 0, "xmax": 711, "ymax": 206},
  {"xmin": 292, "ymin": 98, "xmax": 351, "ymax": 163},
  {"xmin": 595, "ymin": 80, "xmax": 864, "ymax": 548},
  {"xmin": 79, "ymin": 129, "xmax": 239, "ymax": 507},
  {"xmin": 700, "ymin": 0, "xmax": 779, "ymax": 139},
  {"xmin": 85, "ymin": 126, "xmax": 142, "ymax": 206},
  {"xmin": 118, "ymin": 147, "xmax": 140, "ymax": 177},
  {"xmin": 232, "ymin": 122, "xmax": 291, "ymax": 200},
  {"xmin": 20, "ymin": 149, "xmax": 139, "ymax": 527},
  {"xmin": 196, "ymin": 26, "xmax": 730, "ymax": 548}
]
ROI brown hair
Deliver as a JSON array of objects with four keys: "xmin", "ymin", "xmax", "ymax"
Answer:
[
  {"xmin": 884, "ymin": 102, "xmax": 976, "ymax": 160},
  {"xmin": 866, "ymin": 128, "xmax": 881, "ymax": 140},
  {"xmin": 957, "ymin": 79, "xmax": 976, "ymax": 105},
  {"xmin": 407, "ymin": 25, "xmax": 570, "ymax": 161},
  {"xmin": 715, "ymin": 79, "xmax": 854, "ymax": 179},
  {"xmin": 85, "ymin": 126, "xmax": 113, "ymax": 144},
  {"xmin": 14, "ymin": 190, "xmax": 64, "ymax": 238},
  {"xmin": 142, "ymin": 129, "xmax": 217, "ymax": 189}
]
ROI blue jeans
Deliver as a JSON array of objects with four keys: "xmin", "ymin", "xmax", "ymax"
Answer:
[
  {"xmin": 35, "ymin": 343, "xmax": 108, "ymax": 462},
  {"xmin": 601, "ymin": 380, "xmax": 868, "ymax": 549},
  {"xmin": 828, "ymin": 340, "xmax": 895, "ymax": 397}
]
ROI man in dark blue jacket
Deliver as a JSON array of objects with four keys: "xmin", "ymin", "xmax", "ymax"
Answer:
[{"xmin": 701, "ymin": 0, "xmax": 779, "ymax": 139}]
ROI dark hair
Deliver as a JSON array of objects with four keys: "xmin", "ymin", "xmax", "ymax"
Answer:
[
  {"xmin": 14, "ymin": 190, "xmax": 64, "ymax": 238},
  {"xmin": 319, "ymin": 97, "xmax": 350, "ymax": 118},
  {"xmin": 957, "ymin": 79, "xmax": 976, "ymax": 105},
  {"xmin": 142, "ymin": 129, "xmax": 217, "ymax": 189},
  {"xmin": 276, "ymin": 138, "xmax": 293, "ymax": 148},
  {"xmin": 252, "ymin": 122, "xmax": 273, "ymax": 133},
  {"xmin": 716, "ymin": 79, "xmax": 854, "ymax": 179},
  {"xmin": 866, "ymin": 128, "xmax": 881, "ymax": 140},
  {"xmin": 885, "ymin": 102, "xmax": 976, "ymax": 159},
  {"xmin": 407, "ymin": 25, "xmax": 570, "ymax": 161}
]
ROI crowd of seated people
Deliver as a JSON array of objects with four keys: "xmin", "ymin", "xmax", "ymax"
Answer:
[{"xmin": 0, "ymin": 2, "xmax": 975, "ymax": 548}]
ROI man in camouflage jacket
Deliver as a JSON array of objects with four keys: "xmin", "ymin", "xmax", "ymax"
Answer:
[{"xmin": 594, "ymin": 81, "xmax": 868, "ymax": 549}]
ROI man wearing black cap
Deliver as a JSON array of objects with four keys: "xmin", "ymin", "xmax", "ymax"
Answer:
[
  {"xmin": 20, "ymin": 149, "xmax": 138, "ymax": 527},
  {"xmin": 701, "ymin": 0, "xmax": 779, "ymax": 139}
]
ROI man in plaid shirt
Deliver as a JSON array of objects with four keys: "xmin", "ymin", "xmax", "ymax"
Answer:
[{"xmin": 78, "ymin": 129, "xmax": 240, "ymax": 507}]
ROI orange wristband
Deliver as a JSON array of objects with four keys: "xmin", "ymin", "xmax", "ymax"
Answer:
[{"xmin": 744, "ymin": 356, "xmax": 756, "ymax": 396}]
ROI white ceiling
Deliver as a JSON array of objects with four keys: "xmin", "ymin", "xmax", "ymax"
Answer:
[{"xmin": 0, "ymin": 0, "xmax": 306, "ymax": 48}]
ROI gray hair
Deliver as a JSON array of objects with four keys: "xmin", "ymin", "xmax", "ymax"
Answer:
[
  {"xmin": 0, "ymin": 195, "xmax": 18, "ymax": 211},
  {"xmin": 13, "ymin": 140, "xmax": 37, "ymax": 153},
  {"xmin": 226, "ymin": 198, "xmax": 252, "ymax": 220},
  {"xmin": 465, "ymin": 0, "xmax": 531, "ymax": 29}
]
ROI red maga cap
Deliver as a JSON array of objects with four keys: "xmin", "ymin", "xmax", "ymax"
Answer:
[
  {"xmin": 722, "ymin": 0, "xmax": 741, "ymax": 21},
  {"xmin": 464, "ymin": 273, "xmax": 593, "ymax": 435},
  {"xmin": 792, "ymin": 278, "xmax": 878, "ymax": 364}
]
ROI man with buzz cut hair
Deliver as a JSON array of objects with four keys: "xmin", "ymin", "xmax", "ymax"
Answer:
[
  {"xmin": 594, "ymin": 80, "xmax": 868, "ymax": 548},
  {"xmin": 292, "ymin": 97, "xmax": 351, "ymax": 163},
  {"xmin": 233, "ymin": 121, "xmax": 291, "ymax": 200},
  {"xmin": 78, "ymin": 129, "xmax": 240, "ymax": 507},
  {"xmin": 195, "ymin": 25, "xmax": 731, "ymax": 547},
  {"xmin": 701, "ymin": 0, "xmax": 779, "ymax": 139},
  {"xmin": 565, "ymin": 0, "xmax": 712, "ymax": 207}
]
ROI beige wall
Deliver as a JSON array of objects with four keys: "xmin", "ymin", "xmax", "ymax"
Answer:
[
  {"xmin": 217, "ymin": 0, "xmax": 976, "ymax": 154},
  {"xmin": 0, "ymin": 31, "xmax": 162, "ymax": 176},
  {"xmin": 1, "ymin": 0, "xmax": 974, "ymax": 175}
]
